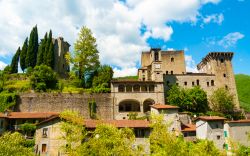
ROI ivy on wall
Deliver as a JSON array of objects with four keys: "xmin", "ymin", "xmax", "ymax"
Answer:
[
  {"xmin": 88, "ymin": 100, "xmax": 97, "ymax": 119},
  {"xmin": 0, "ymin": 92, "xmax": 17, "ymax": 112}
]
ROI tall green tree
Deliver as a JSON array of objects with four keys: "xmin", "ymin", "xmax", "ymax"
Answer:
[
  {"xmin": 92, "ymin": 65, "xmax": 113, "ymax": 88},
  {"xmin": 73, "ymin": 26, "xmax": 100, "ymax": 81},
  {"xmin": 26, "ymin": 25, "xmax": 39, "ymax": 68},
  {"xmin": 45, "ymin": 30, "xmax": 54, "ymax": 68},
  {"xmin": 10, "ymin": 47, "xmax": 21, "ymax": 73},
  {"xmin": 20, "ymin": 37, "xmax": 28, "ymax": 72},
  {"xmin": 37, "ymin": 33, "xmax": 47, "ymax": 65}
]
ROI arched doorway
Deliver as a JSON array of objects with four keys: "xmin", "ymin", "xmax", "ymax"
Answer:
[
  {"xmin": 143, "ymin": 99, "xmax": 155, "ymax": 113},
  {"xmin": 119, "ymin": 100, "xmax": 140, "ymax": 112}
]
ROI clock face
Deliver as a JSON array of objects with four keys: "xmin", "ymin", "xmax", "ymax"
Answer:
[{"xmin": 155, "ymin": 64, "xmax": 161, "ymax": 69}]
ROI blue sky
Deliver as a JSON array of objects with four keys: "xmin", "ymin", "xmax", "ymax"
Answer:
[{"xmin": 0, "ymin": 0, "xmax": 249, "ymax": 76}]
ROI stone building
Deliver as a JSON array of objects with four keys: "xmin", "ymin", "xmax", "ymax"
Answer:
[
  {"xmin": 52, "ymin": 37, "xmax": 70, "ymax": 77},
  {"xmin": 195, "ymin": 116, "xmax": 226, "ymax": 149}
]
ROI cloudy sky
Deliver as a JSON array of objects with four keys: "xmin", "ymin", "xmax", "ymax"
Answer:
[{"xmin": 0, "ymin": 0, "xmax": 249, "ymax": 77}]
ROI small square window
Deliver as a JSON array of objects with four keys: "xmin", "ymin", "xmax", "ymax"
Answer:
[
  {"xmin": 42, "ymin": 128, "xmax": 48, "ymax": 138},
  {"xmin": 192, "ymin": 82, "xmax": 195, "ymax": 86},
  {"xmin": 184, "ymin": 82, "xmax": 187, "ymax": 86},
  {"xmin": 217, "ymin": 135, "xmax": 221, "ymax": 140},
  {"xmin": 223, "ymin": 74, "xmax": 226, "ymax": 77}
]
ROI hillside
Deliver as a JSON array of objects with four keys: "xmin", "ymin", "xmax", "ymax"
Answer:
[{"xmin": 235, "ymin": 74, "xmax": 250, "ymax": 112}]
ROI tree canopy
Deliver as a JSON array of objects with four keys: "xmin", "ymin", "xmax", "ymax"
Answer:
[
  {"xmin": 10, "ymin": 47, "xmax": 21, "ymax": 73},
  {"xmin": 20, "ymin": 38, "xmax": 28, "ymax": 72},
  {"xmin": 26, "ymin": 25, "xmax": 38, "ymax": 68}
]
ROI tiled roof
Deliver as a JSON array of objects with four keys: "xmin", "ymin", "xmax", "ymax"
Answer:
[
  {"xmin": 0, "ymin": 112, "xmax": 59, "ymax": 119},
  {"xmin": 196, "ymin": 116, "xmax": 226, "ymax": 121},
  {"xmin": 226, "ymin": 119, "xmax": 250, "ymax": 123},
  {"xmin": 85, "ymin": 120, "xmax": 150, "ymax": 128},
  {"xmin": 150, "ymin": 104, "xmax": 179, "ymax": 109},
  {"xmin": 181, "ymin": 123, "xmax": 196, "ymax": 132}
]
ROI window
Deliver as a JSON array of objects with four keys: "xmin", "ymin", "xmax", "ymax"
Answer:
[
  {"xmin": 134, "ymin": 129, "xmax": 147, "ymax": 138},
  {"xmin": 176, "ymin": 83, "xmax": 179, "ymax": 86},
  {"xmin": 142, "ymin": 70, "xmax": 145, "ymax": 73},
  {"xmin": 133, "ymin": 85, "xmax": 140, "ymax": 92},
  {"xmin": 126, "ymin": 85, "xmax": 132, "ymax": 92},
  {"xmin": 196, "ymin": 80, "xmax": 199, "ymax": 86},
  {"xmin": 192, "ymin": 81, "xmax": 195, "ymax": 86},
  {"xmin": 225, "ymin": 85, "xmax": 228, "ymax": 90},
  {"xmin": 149, "ymin": 85, "xmax": 155, "ymax": 92},
  {"xmin": 184, "ymin": 82, "xmax": 187, "ymax": 86},
  {"xmin": 223, "ymin": 74, "xmax": 226, "ymax": 77},
  {"xmin": 157, "ymin": 72, "xmax": 160, "ymax": 75},
  {"xmin": 217, "ymin": 135, "xmax": 221, "ymax": 140},
  {"xmin": 42, "ymin": 128, "xmax": 48, "ymax": 138},
  {"xmin": 171, "ymin": 71, "xmax": 173, "ymax": 75},
  {"xmin": 0, "ymin": 120, "xmax": 3, "ymax": 128},
  {"xmin": 220, "ymin": 58, "xmax": 224, "ymax": 63},
  {"xmin": 211, "ymin": 80, "xmax": 214, "ymax": 86},
  {"xmin": 171, "ymin": 57, "xmax": 174, "ymax": 62},
  {"xmin": 118, "ymin": 85, "xmax": 125, "ymax": 92},
  {"xmin": 142, "ymin": 78, "xmax": 145, "ymax": 81},
  {"xmin": 42, "ymin": 144, "xmax": 47, "ymax": 153},
  {"xmin": 141, "ymin": 85, "xmax": 148, "ymax": 92},
  {"xmin": 207, "ymin": 82, "xmax": 209, "ymax": 87},
  {"xmin": 155, "ymin": 52, "xmax": 159, "ymax": 61},
  {"xmin": 166, "ymin": 71, "xmax": 168, "ymax": 75}
]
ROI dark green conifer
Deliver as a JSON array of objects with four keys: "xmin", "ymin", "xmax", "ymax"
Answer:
[
  {"xmin": 20, "ymin": 37, "xmax": 28, "ymax": 72},
  {"xmin": 37, "ymin": 33, "xmax": 47, "ymax": 65},
  {"xmin": 45, "ymin": 30, "xmax": 54, "ymax": 68},
  {"xmin": 26, "ymin": 25, "xmax": 39, "ymax": 68},
  {"xmin": 10, "ymin": 47, "xmax": 21, "ymax": 73}
]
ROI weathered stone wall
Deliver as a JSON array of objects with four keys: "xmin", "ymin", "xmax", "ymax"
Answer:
[{"xmin": 15, "ymin": 93, "xmax": 114, "ymax": 119}]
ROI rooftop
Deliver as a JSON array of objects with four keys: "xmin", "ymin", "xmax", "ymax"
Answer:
[
  {"xmin": 195, "ymin": 116, "xmax": 226, "ymax": 121},
  {"xmin": 150, "ymin": 104, "xmax": 179, "ymax": 109},
  {"xmin": 226, "ymin": 119, "xmax": 250, "ymax": 123},
  {"xmin": 0, "ymin": 112, "xmax": 59, "ymax": 119},
  {"xmin": 181, "ymin": 123, "xmax": 196, "ymax": 132}
]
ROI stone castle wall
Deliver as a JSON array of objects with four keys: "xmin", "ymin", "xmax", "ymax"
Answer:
[{"xmin": 15, "ymin": 93, "xmax": 114, "ymax": 120}]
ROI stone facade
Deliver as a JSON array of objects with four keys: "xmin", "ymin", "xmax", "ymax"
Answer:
[
  {"xmin": 53, "ymin": 37, "xmax": 70, "ymax": 77},
  {"xmin": 15, "ymin": 93, "xmax": 113, "ymax": 120}
]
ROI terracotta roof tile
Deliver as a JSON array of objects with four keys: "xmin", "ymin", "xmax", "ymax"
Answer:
[
  {"xmin": 84, "ymin": 120, "xmax": 150, "ymax": 128},
  {"xmin": 150, "ymin": 104, "xmax": 179, "ymax": 109},
  {"xmin": 196, "ymin": 116, "xmax": 226, "ymax": 121},
  {"xmin": 226, "ymin": 119, "xmax": 250, "ymax": 123},
  {"xmin": 181, "ymin": 123, "xmax": 196, "ymax": 132},
  {"xmin": 0, "ymin": 112, "xmax": 59, "ymax": 119}
]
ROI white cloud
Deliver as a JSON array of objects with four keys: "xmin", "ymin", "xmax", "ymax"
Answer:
[
  {"xmin": 203, "ymin": 13, "xmax": 224, "ymax": 25},
  {"xmin": 185, "ymin": 55, "xmax": 198, "ymax": 73},
  {"xmin": 113, "ymin": 67, "xmax": 138, "ymax": 78},
  {"xmin": 0, "ymin": 61, "xmax": 7, "ymax": 70},
  {"xmin": 218, "ymin": 32, "xmax": 244, "ymax": 48},
  {"xmin": 0, "ymin": 0, "xmax": 221, "ymax": 76}
]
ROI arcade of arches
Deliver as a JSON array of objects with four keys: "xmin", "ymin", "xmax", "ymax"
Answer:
[{"xmin": 118, "ymin": 99, "xmax": 155, "ymax": 113}]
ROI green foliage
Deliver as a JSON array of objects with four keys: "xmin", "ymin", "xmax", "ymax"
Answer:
[
  {"xmin": 59, "ymin": 110, "xmax": 85, "ymax": 155},
  {"xmin": 128, "ymin": 112, "xmax": 138, "ymax": 120},
  {"xmin": 235, "ymin": 74, "xmax": 250, "ymax": 112},
  {"xmin": 167, "ymin": 85, "xmax": 209, "ymax": 113},
  {"xmin": 0, "ymin": 91, "xmax": 17, "ymax": 112},
  {"xmin": 10, "ymin": 47, "xmax": 21, "ymax": 73},
  {"xmin": 30, "ymin": 65, "xmax": 58, "ymax": 91},
  {"xmin": 92, "ymin": 65, "xmax": 113, "ymax": 89},
  {"xmin": 37, "ymin": 32, "xmax": 47, "ymax": 66},
  {"xmin": 22, "ymin": 139, "xmax": 35, "ymax": 148},
  {"xmin": 20, "ymin": 37, "xmax": 28, "ymax": 72},
  {"xmin": 0, "ymin": 132, "xmax": 34, "ymax": 156},
  {"xmin": 73, "ymin": 26, "xmax": 100, "ymax": 80},
  {"xmin": 114, "ymin": 75, "xmax": 138, "ymax": 80},
  {"xmin": 77, "ymin": 124, "xmax": 139, "ymax": 156},
  {"xmin": 210, "ymin": 88, "xmax": 235, "ymax": 118},
  {"xmin": 88, "ymin": 100, "xmax": 97, "ymax": 119},
  {"xmin": 234, "ymin": 144, "xmax": 250, "ymax": 156},
  {"xmin": 20, "ymin": 123, "xmax": 36, "ymax": 135},
  {"xmin": 46, "ymin": 30, "xmax": 54, "ymax": 68},
  {"xmin": 149, "ymin": 114, "xmax": 223, "ymax": 156},
  {"xmin": 3, "ymin": 65, "xmax": 11, "ymax": 74},
  {"xmin": 26, "ymin": 25, "xmax": 38, "ymax": 68}
]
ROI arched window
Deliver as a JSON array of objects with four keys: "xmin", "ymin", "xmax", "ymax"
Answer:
[
  {"xmin": 143, "ymin": 99, "xmax": 155, "ymax": 113},
  {"xmin": 141, "ymin": 85, "xmax": 148, "ymax": 92},
  {"xmin": 171, "ymin": 57, "xmax": 174, "ymax": 62},
  {"xmin": 211, "ymin": 80, "xmax": 214, "ymax": 86},
  {"xmin": 171, "ymin": 71, "xmax": 173, "ymax": 75},
  {"xmin": 196, "ymin": 79, "xmax": 200, "ymax": 86},
  {"xmin": 166, "ymin": 71, "xmax": 168, "ymax": 75},
  {"xmin": 119, "ymin": 100, "xmax": 140, "ymax": 112},
  {"xmin": 133, "ymin": 85, "xmax": 140, "ymax": 92},
  {"xmin": 149, "ymin": 85, "xmax": 155, "ymax": 92},
  {"xmin": 126, "ymin": 85, "xmax": 132, "ymax": 92},
  {"xmin": 118, "ymin": 85, "xmax": 125, "ymax": 92}
]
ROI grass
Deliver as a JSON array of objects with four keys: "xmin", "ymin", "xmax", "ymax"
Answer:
[
  {"xmin": 114, "ymin": 75, "xmax": 138, "ymax": 80},
  {"xmin": 235, "ymin": 74, "xmax": 250, "ymax": 112}
]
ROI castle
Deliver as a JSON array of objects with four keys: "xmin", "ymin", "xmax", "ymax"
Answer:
[{"xmin": 111, "ymin": 48, "xmax": 239, "ymax": 119}]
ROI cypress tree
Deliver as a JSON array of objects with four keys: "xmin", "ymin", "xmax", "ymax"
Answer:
[
  {"xmin": 20, "ymin": 37, "xmax": 28, "ymax": 72},
  {"xmin": 45, "ymin": 30, "xmax": 54, "ymax": 68},
  {"xmin": 10, "ymin": 47, "xmax": 21, "ymax": 73},
  {"xmin": 37, "ymin": 33, "xmax": 47, "ymax": 65},
  {"xmin": 26, "ymin": 25, "xmax": 39, "ymax": 68}
]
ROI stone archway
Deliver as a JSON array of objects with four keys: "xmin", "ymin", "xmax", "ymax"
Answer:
[
  {"xmin": 119, "ymin": 99, "xmax": 140, "ymax": 112},
  {"xmin": 143, "ymin": 99, "xmax": 155, "ymax": 113}
]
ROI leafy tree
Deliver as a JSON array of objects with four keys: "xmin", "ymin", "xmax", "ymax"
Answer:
[
  {"xmin": 167, "ymin": 85, "xmax": 208, "ymax": 113},
  {"xmin": 210, "ymin": 88, "xmax": 235, "ymax": 116},
  {"xmin": 30, "ymin": 65, "xmax": 58, "ymax": 91},
  {"xmin": 20, "ymin": 37, "xmax": 28, "ymax": 72},
  {"xmin": 37, "ymin": 33, "xmax": 47, "ymax": 65},
  {"xmin": 10, "ymin": 47, "xmax": 21, "ymax": 73},
  {"xmin": 0, "ymin": 132, "xmax": 34, "ymax": 156},
  {"xmin": 26, "ymin": 25, "xmax": 39, "ymax": 68},
  {"xmin": 59, "ymin": 110, "xmax": 86, "ymax": 155},
  {"xmin": 0, "ymin": 91, "xmax": 17, "ymax": 112},
  {"xmin": 3, "ymin": 65, "xmax": 11, "ymax": 74},
  {"xmin": 20, "ymin": 123, "xmax": 36, "ymax": 137},
  {"xmin": 92, "ymin": 65, "xmax": 113, "ymax": 88},
  {"xmin": 73, "ymin": 26, "xmax": 100, "ymax": 82}
]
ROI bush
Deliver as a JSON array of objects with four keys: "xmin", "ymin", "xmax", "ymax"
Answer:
[
  {"xmin": 30, "ymin": 65, "xmax": 58, "ymax": 92},
  {"xmin": 0, "ymin": 91, "xmax": 17, "ymax": 112}
]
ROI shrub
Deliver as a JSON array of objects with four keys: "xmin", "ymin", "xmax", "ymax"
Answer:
[{"xmin": 0, "ymin": 91, "xmax": 17, "ymax": 112}]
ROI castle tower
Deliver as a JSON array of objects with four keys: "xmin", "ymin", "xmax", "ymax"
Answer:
[
  {"xmin": 52, "ymin": 37, "xmax": 70, "ymax": 77},
  {"xmin": 197, "ymin": 52, "xmax": 239, "ymax": 108}
]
